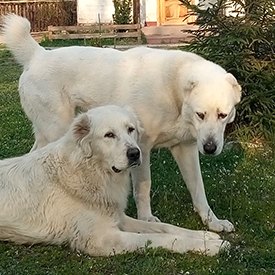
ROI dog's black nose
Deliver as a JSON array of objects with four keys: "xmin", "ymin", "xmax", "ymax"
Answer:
[
  {"xmin": 127, "ymin": 147, "xmax": 140, "ymax": 162},
  {"xmin": 203, "ymin": 139, "xmax": 217, "ymax": 155}
]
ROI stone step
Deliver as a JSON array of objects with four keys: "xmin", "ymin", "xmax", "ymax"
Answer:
[{"xmin": 141, "ymin": 25, "xmax": 198, "ymax": 45}]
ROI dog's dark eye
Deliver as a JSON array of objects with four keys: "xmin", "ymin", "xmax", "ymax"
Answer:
[
  {"xmin": 128, "ymin": 127, "xmax": 135, "ymax": 134},
  {"xmin": 196, "ymin": 112, "xmax": 205, "ymax": 120},
  {"xmin": 218, "ymin": 113, "xmax": 227, "ymax": 119},
  {"xmin": 104, "ymin": 132, "xmax": 115, "ymax": 138}
]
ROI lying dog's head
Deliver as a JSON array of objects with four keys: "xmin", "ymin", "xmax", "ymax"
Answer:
[
  {"xmin": 70, "ymin": 105, "xmax": 142, "ymax": 173},
  {"xmin": 182, "ymin": 63, "xmax": 241, "ymax": 156}
]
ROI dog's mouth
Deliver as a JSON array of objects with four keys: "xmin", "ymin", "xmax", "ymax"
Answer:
[
  {"xmin": 112, "ymin": 166, "xmax": 122, "ymax": 173},
  {"xmin": 112, "ymin": 160, "xmax": 141, "ymax": 173},
  {"xmin": 129, "ymin": 159, "xmax": 141, "ymax": 168}
]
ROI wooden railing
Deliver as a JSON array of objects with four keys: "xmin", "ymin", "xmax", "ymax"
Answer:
[
  {"xmin": 48, "ymin": 23, "xmax": 142, "ymax": 45},
  {"xmin": 0, "ymin": 0, "xmax": 76, "ymax": 32}
]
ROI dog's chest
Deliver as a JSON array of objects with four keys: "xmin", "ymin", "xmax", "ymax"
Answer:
[
  {"xmin": 154, "ymin": 135, "xmax": 181, "ymax": 148},
  {"xmin": 152, "ymin": 124, "xmax": 195, "ymax": 148},
  {"xmin": 104, "ymin": 177, "xmax": 130, "ymax": 212}
]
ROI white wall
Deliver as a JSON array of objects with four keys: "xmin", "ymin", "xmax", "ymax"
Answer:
[
  {"xmin": 77, "ymin": 0, "xmax": 115, "ymax": 24},
  {"xmin": 145, "ymin": 0, "xmax": 157, "ymax": 22},
  {"xmin": 77, "ymin": 0, "xmax": 227, "ymax": 26},
  {"xmin": 198, "ymin": 0, "xmax": 244, "ymax": 16},
  {"xmin": 198, "ymin": 0, "xmax": 217, "ymax": 9},
  {"xmin": 140, "ymin": 0, "xmax": 146, "ymax": 25},
  {"xmin": 140, "ymin": 0, "xmax": 157, "ymax": 25}
]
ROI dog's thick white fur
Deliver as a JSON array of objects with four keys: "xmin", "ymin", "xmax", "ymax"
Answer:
[
  {"xmin": 0, "ymin": 105, "xmax": 229, "ymax": 256},
  {"xmin": 2, "ymin": 14, "xmax": 241, "ymax": 232}
]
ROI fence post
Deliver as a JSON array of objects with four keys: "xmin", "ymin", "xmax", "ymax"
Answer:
[{"xmin": 48, "ymin": 25, "xmax": 53, "ymax": 40}]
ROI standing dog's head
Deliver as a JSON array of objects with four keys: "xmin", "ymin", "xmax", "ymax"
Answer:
[
  {"xmin": 70, "ymin": 105, "xmax": 142, "ymax": 173},
  {"xmin": 182, "ymin": 62, "xmax": 241, "ymax": 156}
]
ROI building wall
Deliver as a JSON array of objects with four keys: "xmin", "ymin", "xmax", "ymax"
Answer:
[
  {"xmin": 77, "ymin": 0, "xmax": 217, "ymax": 26},
  {"xmin": 77, "ymin": 0, "xmax": 157, "ymax": 26},
  {"xmin": 140, "ymin": 0, "xmax": 201, "ymax": 26},
  {"xmin": 77, "ymin": 0, "xmax": 114, "ymax": 24},
  {"xmin": 142, "ymin": 0, "xmax": 158, "ymax": 25}
]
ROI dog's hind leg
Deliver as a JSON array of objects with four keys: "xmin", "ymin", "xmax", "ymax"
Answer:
[
  {"xmin": 30, "ymin": 119, "xmax": 73, "ymax": 150},
  {"xmin": 32, "ymin": 116, "xmax": 72, "ymax": 149},
  {"xmin": 28, "ymin": 103, "xmax": 75, "ymax": 150},
  {"xmin": 30, "ymin": 140, "xmax": 38, "ymax": 152},
  {"xmin": 20, "ymin": 81, "xmax": 76, "ymax": 150},
  {"xmin": 30, "ymin": 125, "xmax": 61, "ymax": 151}
]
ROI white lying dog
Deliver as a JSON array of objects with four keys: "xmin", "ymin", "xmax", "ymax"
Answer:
[
  {"xmin": 2, "ymin": 14, "xmax": 241, "ymax": 232},
  {"xmin": 0, "ymin": 105, "xmax": 229, "ymax": 256}
]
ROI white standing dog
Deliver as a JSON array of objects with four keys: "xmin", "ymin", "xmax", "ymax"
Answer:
[
  {"xmin": 2, "ymin": 14, "xmax": 241, "ymax": 232},
  {"xmin": 0, "ymin": 105, "xmax": 229, "ymax": 256}
]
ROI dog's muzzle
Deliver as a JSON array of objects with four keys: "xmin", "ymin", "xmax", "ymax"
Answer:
[
  {"xmin": 127, "ymin": 147, "xmax": 141, "ymax": 167},
  {"xmin": 112, "ymin": 147, "xmax": 141, "ymax": 173}
]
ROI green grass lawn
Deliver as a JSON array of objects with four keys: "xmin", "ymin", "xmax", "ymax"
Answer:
[
  {"xmin": 0, "ymin": 49, "xmax": 274, "ymax": 274},
  {"xmin": 40, "ymin": 36, "xmax": 146, "ymax": 48}
]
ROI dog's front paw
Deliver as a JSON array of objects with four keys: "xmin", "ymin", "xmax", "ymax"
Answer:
[
  {"xmin": 202, "ymin": 231, "xmax": 221, "ymax": 240},
  {"xmin": 205, "ymin": 239, "xmax": 231, "ymax": 256},
  {"xmin": 207, "ymin": 218, "xmax": 235, "ymax": 233},
  {"xmin": 139, "ymin": 215, "xmax": 161, "ymax": 223}
]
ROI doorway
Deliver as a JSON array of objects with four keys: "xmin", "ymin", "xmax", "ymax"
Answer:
[{"xmin": 159, "ymin": 0, "xmax": 193, "ymax": 25}]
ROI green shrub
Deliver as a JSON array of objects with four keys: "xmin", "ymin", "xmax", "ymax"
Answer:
[
  {"xmin": 113, "ymin": 0, "xmax": 132, "ymax": 24},
  {"xmin": 180, "ymin": 0, "xmax": 275, "ymax": 148}
]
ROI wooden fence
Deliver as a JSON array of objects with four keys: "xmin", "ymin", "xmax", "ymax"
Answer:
[
  {"xmin": 48, "ymin": 23, "xmax": 142, "ymax": 45},
  {"xmin": 0, "ymin": 0, "xmax": 77, "ymax": 31}
]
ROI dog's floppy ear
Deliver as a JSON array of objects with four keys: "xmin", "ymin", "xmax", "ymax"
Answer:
[
  {"xmin": 186, "ymin": 80, "xmax": 198, "ymax": 93},
  {"xmin": 228, "ymin": 107, "xmax": 236, "ymax": 123},
  {"xmin": 123, "ymin": 105, "xmax": 144, "ymax": 141},
  {"xmin": 225, "ymin": 73, "xmax": 242, "ymax": 104},
  {"xmin": 134, "ymin": 115, "xmax": 144, "ymax": 142},
  {"xmin": 189, "ymin": 81, "xmax": 198, "ymax": 91},
  {"xmin": 72, "ymin": 113, "xmax": 91, "ymax": 142}
]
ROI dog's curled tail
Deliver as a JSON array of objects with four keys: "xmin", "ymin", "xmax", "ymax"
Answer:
[{"xmin": 1, "ymin": 14, "xmax": 42, "ymax": 67}]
